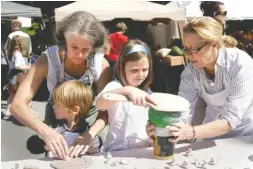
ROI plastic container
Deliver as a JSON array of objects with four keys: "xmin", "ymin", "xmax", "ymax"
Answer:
[{"xmin": 148, "ymin": 107, "xmax": 182, "ymax": 160}]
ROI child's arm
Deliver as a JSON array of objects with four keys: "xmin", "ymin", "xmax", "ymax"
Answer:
[{"xmin": 96, "ymin": 85, "xmax": 156, "ymax": 110}]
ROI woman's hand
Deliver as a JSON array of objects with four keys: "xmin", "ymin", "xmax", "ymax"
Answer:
[
  {"xmin": 125, "ymin": 86, "xmax": 157, "ymax": 107},
  {"xmin": 146, "ymin": 121, "xmax": 155, "ymax": 139},
  {"xmin": 41, "ymin": 127, "xmax": 69, "ymax": 160},
  {"xmin": 68, "ymin": 131, "xmax": 93, "ymax": 158},
  {"xmin": 166, "ymin": 123, "xmax": 194, "ymax": 142}
]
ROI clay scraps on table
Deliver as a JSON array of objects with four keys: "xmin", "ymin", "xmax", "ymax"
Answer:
[
  {"xmin": 50, "ymin": 156, "xmax": 92, "ymax": 169},
  {"xmin": 23, "ymin": 165, "xmax": 40, "ymax": 169},
  {"xmin": 184, "ymin": 148, "xmax": 193, "ymax": 157}
]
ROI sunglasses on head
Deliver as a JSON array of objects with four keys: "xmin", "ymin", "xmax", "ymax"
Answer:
[{"xmin": 215, "ymin": 10, "xmax": 227, "ymax": 17}]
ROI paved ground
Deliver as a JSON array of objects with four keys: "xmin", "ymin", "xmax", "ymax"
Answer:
[{"xmin": 1, "ymin": 100, "xmax": 47, "ymax": 161}]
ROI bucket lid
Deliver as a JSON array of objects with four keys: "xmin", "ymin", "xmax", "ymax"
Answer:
[
  {"xmin": 103, "ymin": 92, "xmax": 190, "ymax": 112},
  {"xmin": 149, "ymin": 93, "xmax": 190, "ymax": 112}
]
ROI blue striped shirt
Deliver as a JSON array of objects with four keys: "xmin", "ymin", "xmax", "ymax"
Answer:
[{"xmin": 179, "ymin": 47, "xmax": 253, "ymax": 129}]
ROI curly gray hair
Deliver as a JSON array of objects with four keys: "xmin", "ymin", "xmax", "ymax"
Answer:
[{"xmin": 56, "ymin": 11, "xmax": 109, "ymax": 54}]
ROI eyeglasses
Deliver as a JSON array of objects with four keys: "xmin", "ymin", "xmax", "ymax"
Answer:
[
  {"xmin": 182, "ymin": 43, "xmax": 208, "ymax": 55},
  {"xmin": 215, "ymin": 10, "xmax": 227, "ymax": 17}
]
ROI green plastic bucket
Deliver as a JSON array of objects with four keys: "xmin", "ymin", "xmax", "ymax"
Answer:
[{"xmin": 148, "ymin": 107, "xmax": 182, "ymax": 160}]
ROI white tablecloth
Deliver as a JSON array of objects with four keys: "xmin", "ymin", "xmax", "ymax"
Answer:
[{"xmin": 2, "ymin": 136, "xmax": 253, "ymax": 169}]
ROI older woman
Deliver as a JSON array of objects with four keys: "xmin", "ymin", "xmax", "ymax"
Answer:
[
  {"xmin": 147, "ymin": 17, "xmax": 253, "ymax": 142},
  {"xmin": 11, "ymin": 11, "xmax": 112, "ymax": 159}
]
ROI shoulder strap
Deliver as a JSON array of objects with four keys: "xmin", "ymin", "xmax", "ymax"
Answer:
[{"xmin": 47, "ymin": 45, "xmax": 61, "ymax": 80}]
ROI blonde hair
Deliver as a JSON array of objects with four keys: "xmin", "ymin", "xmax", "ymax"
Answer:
[
  {"xmin": 183, "ymin": 17, "xmax": 223, "ymax": 46},
  {"xmin": 52, "ymin": 80, "xmax": 93, "ymax": 117},
  {"xmin": 8, "ymin": 35, "xmax": 25, "ymax": 60},
  {"xmin": 222, "ymin": 35, "xmax": 238, "ymax": 48},
  {"xmin": 116, "ymin": 22, "xmax": 128, "ymax": 32},
  {"xmin": 114, "ymin": 39, "xmax": 153, "ymax": 90}
]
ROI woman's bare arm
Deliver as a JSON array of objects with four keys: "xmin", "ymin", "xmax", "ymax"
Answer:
[
  {"xmin": 11, "ymin": 54, "xmax": 69, "ymax": 158},
  {"xmin": 10, "ymin": 54, "xmax": 49, "ymax": 134}
]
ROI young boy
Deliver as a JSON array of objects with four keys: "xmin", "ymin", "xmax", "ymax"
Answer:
[{"xmin": 27, "ymin": 80, "xmax": 101, "ymax": 157}]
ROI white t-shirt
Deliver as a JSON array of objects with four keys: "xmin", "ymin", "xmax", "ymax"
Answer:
[
  {"xmin": 98, "ymin": 80, "xmax": 152, "ymax": 151},
  {"xmin": 8, "ymin": 50, "xmax": 28, "ymax": 70}
]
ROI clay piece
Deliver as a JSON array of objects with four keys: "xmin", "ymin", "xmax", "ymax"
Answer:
[
  {"xmin": 118, "ymin": 159, "xmax": 129, "ymax": 165},
  {"xmin": 194, "ymin": 160, "xmax": 207, "ymax": 169},
  {"xmin": 184, "ymin": 148, "xmax": 193, "ymax": 157},
  {"xmin": 208, "ymin": 158, "xmax": 216, "ymax": 165},
  {"xmin": 105, "ymin": 152, "xmax": 112, "ymax": 159},
  {"xmin": 192, "ymin": 158, "xmax": 198, "ymax": 166},
  {"xmin": 167, "ymin": 158, "xmax": 176, "ymax": 166},
  {"xmin": 110, "ymin": 161, "xmax": 117, "ymax": 166},
  {"xmin": 104, "ymin": 159, "xmax": 112, "ymax": 164},
  {"xmin": 180, "ymin": 161, "xmax": 188, "ymax": 169},
  {"xmin": 195, "ymin": 161, "xmax": 203, "ymax": 168},
  {"xmin": 50, "ymin": 156, "xmax": 92, "ymax": 169},
  {"xmin": 164, "ymin": 167, "xmax": 170, "ymax": 169}
]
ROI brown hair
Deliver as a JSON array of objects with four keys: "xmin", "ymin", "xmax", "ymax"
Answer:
[
  {"xmin": 200, "ymin": 1, "xmax": 224, "ymax": 17},
  {"xmin": 116, "ymin": 22, "xmax": 128, "ymax": 32},
  {"xmin": 183, "ymin": 17, "xmax": 223, "ymax": 46},
  {"xmin": 52, "ymin": 80, "xmax": 93, "ymax": 118},
  {"xmin": 114, "ymin": 39, "xmax": 153, "ymax": 90},
  {"xmin": 8, "ymin": 35, "xmax": 25, "ymax": 60}
]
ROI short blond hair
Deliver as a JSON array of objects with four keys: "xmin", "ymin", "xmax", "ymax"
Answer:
[
  {"xmin": 183, "ymin": 17, "xmax": 223, "ymax": 45},
  {"xmin": 53, "ymin": 80, "xmax": 93, "ymax": 117},
  {"xmin": 222, "ymin": 35, "xmax": 238, "ymax": 48}
]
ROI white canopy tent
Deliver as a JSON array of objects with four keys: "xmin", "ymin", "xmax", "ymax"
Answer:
[
  {"xmin": 55, "ymin": 1, "xmax": 185, "ymax": 22},
  {"xmin": 1, "ymin": 1, "xmax": 42, "ymax": 18},
  {"xmin": 167, "ymin": 1, "xmax": 253, "ymax": 20}
]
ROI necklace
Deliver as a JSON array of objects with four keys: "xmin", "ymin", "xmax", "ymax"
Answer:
[
  {"xmin": 208, "ymin": 79, "xmax": 215, "ymax": 87},
  {"xmin": 204, "ymin": 68, "xmax": 215, "ymax": 87}
]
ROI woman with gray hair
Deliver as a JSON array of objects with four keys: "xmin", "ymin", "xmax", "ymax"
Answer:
[
  {"xmin": 146, "ymin": 17, "xmax": 253, "ymax": 142},
  {"xmin": 11, "ymin": 11, "xmax": 112, "ymax": 160}
]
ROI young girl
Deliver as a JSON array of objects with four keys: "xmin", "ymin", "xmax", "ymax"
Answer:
[
  {"xmin": 96, "ymin": 39, "xmax": 156, "ymax": 151},
  {"xmin": 3, "ymin": 35, "xmax": 30, "ymax": 120},
  {"xmin": 27, "ymin": 80, "xmax": 101, "ymax": 158}
]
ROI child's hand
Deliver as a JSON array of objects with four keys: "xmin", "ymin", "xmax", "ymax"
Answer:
[
  {"xmin": 44, "ymin": 145, "xmax": 51, "ymax": 151},
  {"xmin": 146, "ymin": 120, "xmax": 155, "ymax": 139},
  {"xmin": 125, "ymin": 86, "xmax": 157, "ymax": 107},
  {"xmin": 68, "ymin": 131, "xmax": 92, "ymax": 158}
]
